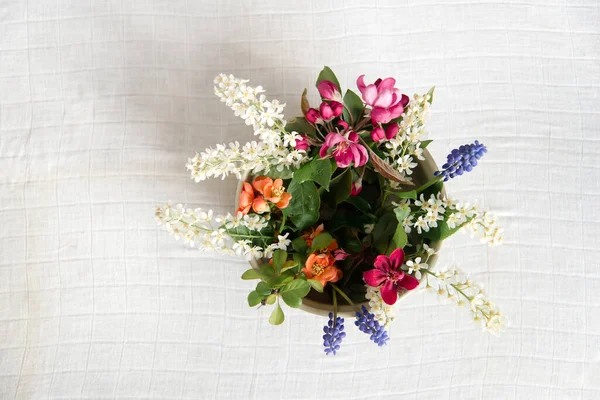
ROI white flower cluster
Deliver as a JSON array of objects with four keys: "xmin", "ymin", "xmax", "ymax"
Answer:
[
  {"xmin": 383, "ymin": 91, "xmax": 432, "ymax": 177},
  {"xmin": 424, "ymin": 264, "xmax": 507, "ymax": 336},
  {"xmin": 402, "ymin": 194, "xmax": 503, "ymax": 247},
  {"xmin": 365, "ymin": 286, "xmax": 396, "ymax": 328},
  {"xmin": 186, "ymin": 74, "xmax": 306, "ymax": 182},
  {"xmin": 154, "ymin": 203, "xmax": 278, "ymax": 260}
]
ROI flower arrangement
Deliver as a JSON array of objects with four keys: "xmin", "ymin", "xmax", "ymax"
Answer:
[{"xmin": 156, "ymin": 67, "xmax": 507, "ymax": 355}]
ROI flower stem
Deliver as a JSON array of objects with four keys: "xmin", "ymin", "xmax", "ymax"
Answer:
[
  {"xmin": 330, "ymin": 284, "xmax": 361, "ymax": 313},
  {"xmin": 332, "ymin": 288, "xmax": 338, "ymax": 322},
  {"xmin": 415, "ymin": 175, "xmax": 443, "ymax": 194}
]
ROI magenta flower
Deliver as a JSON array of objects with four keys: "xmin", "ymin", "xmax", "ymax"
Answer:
[
  {"xmin": 320, "ymin": 101, "xmax": 343, "ymax": 121},
  {"xmin": 370, "ymin": 126, "xmax": 385, "ymax": 142},
  {"xmin": 294, "ymin": 134, "xmax": 310, "ymax": 151},
  {"xmin": 333, "ymin": 248, "xmax": 349, "ymax": 261},
  {"xmin": 319, "ymin": 131, "xmax": 368, "ymax": 168},
  {"xmin": 363, "ymin": 248, "xmax": 419, "ymax": 305},
  {"xmin": 351, "ymin": 180, "xmax": 362, "ymax": 196},
  {"xmin": 306, "ymin": 108, "xmax": 322, "ymax": 125},
  {"xmin": 385, "ymin": 123, "xmax": 399, "ymax": 139},
  {"xmin": 356, "ymin": 75, "xmax": 409, "ymax": 124},
  {"xmin": 318, "ymin": 80, "xmax": 342, "ymax": 102}
]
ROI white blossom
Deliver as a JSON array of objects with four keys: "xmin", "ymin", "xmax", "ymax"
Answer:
[
  {"xmin": 424, "ymin": 263, "xmax": 507, "ymax": 336},
  {"xmin": 365, "ymin": 286, "xmax": 396, "ymax": 328},
  {"xmin": 276, "ymin": 233, "xmax": 291, "ymax": 250},
  {"xmin": 404, "ymin": 257, "xmax": 428, "ymax": 280}
]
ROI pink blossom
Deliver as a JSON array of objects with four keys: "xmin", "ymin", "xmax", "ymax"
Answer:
[
  {"xmin": 363, "ymin": 248, "xmax": 419, "ymax": 305},
  {"xmin": 294, "ymin": 134, "xmax": 310, "ymax": 151},
  {"xmin": 351, "ymin": 180, "xmax": 362, "ymax": 196},
  {"xmin": 319, "ymin": 101, "xmax": 343, "ymax": 121},
  {"xmin": 317, "ymin": 80, "xmax": 342, "ymax": 102},
  {"xmin": 319, "ymin": 131, "xmax": 368, "ymax": 168},
  {"xmin": 370, "ymin": 126, "xmax": 385, "ymax": 142},
  {"xmin": 385, "ymin": 123, "xmax": 399, "ymax": 139},
  {"xmin": 356, "ymin": 75, "xmax": 409, "ymax": 124},
  {"xmin": 306, "ymin": 108, "xmax": 322, "ymax": 125},
  {"xmin": 333, "ymin": 248, "xmax": 349, "ymax": 261}
]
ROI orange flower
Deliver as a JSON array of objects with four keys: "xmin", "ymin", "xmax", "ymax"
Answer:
[
  {"xmin": 252, "ymin": 176, "xmax": 272, "ymax": 195},
  {"xmin": 275, "ymin": 192, "xmax": 291, "ymax": 209},
  {"xmin": 301, "ymin": 224, "xmax": 338, "ymax": 251},
  {"xmin": 237, "ymin": 182, "xmax": 254, "ymax": 215},
  {"xmin": 252, "ymin": 196, "xmax": 270, "ymax": 214},
  {"xmin": 302, "ymin": 253, "xmax": 343, "ymax": 287}
]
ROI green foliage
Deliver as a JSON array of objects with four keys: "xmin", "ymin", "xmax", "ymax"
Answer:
[
  {"xmin": 393, "ymin": 204, "xmax": 411, "ymax": 223},
  {"xmin": 342, "ymin": 89, "xmax": 363, "ymax": 123},
  {"xmin": 311, "ymin": 232, "xmax": 334, "ymax": 252},
  {"xmin": 423, "ymin": 216, "xmax": 473, "ymax": 242},
  {"xmin": 325, "ymin": 168, "xmax": 352, "ymax": 206},
  {"xmin": 293, "ymin": 157, "xmax": 333, "ymax": 191},
  {"xmin": 264, "ymin": 166, "xmax": 294, "ymax": 179},
  {"xmin": 396, "ymin": 190, "xmax": 417, "ymax": 200},
  {"xmin": 419, "ymin": 140, "xmax": 433, "ymax": 149},
  {"xmin": 286, "ymin": 116, "xmax": 316, "ymax": 137},
  {"xmin": 307, "ymin": 279, "xmax": 324, "ymax": 293},
  {"xmin": 291, "ymin": 237, "xmax": 308, "ymax": 254},
  {"xmin": 390, "ymin": 224, "xmax": 408, "ymax": 253},
  {"xmin": 372, "ymin": 211, "xmax": 399, "ymax": 244},
  {"xmin": 316, "ymin": 66, "xmax": 341, "ymax": 93},
  {"xmin": 427, "ymin": 86, "xmax": 435, "ymax": 104},
  {"xmin": 272, "ymin": 250, "xmax": 287, "ymax": 274},
  {"xmin": 280, "ymin": 279, "xmax": 311, "ymax": 308},
  {"xmin": 345, "ymin": 196, "xmax": 372, "ymax": 214},
  {"xmin": 269, "ymin": 303, "xmax": 285, "ymax": 325},
  {"xmin": 247, "ymin": 291, "xmax": 263, "ymax": 307},
  {"xmin": 284, "ymin": 180, "xmax": 320, "ymax": 231}
]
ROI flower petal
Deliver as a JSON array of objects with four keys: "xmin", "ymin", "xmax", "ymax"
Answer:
[
  {"xmin": 356, "ymin": 74, "xmax": 367, "ymax": 94},
  {"xmin": 363, "ymin": 268, "xmax": 388, "ymax": 287},
  {"xmin": 373, "ymin": 89, "xmax": 393, "ymax": 108},
  {"xmin": 400, "ymin": 274, "xmax": 420, "ymax": 290},
  {"xmin": 389, "ymin": 248, "xmax": 405, "ymax": 270},
  {"xmin": 373, "ymin": 254, "xmax": 392, "ymax": 273},
  {"xmin": 362, "ymin": 85, "xmax": 378, "ymax": 105},
  {"xmin": 370, "ymin": 107, "xmax": 392, "ymax": 124},
  {"xmin": 380, "ymin": 280, "xmax": 398, "ymax": 305},
  {"xmin": 378, "ymin": 77, "xmax": 396, "ymax": 91}
]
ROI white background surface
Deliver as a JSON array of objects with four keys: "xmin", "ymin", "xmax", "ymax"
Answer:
[{"xmin": 1, "ymin": 0, "xmax": 599, "ymax": 398}]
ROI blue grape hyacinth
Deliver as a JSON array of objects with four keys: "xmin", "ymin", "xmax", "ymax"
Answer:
[
  {"xmin": 435, "ymin": 140, "xmax": 487, "ymax": 181},
  {"xmin": 323, "ymin": 312, "xmax": 346, "ymax": 355},
  {"xmin": 355, "ymin": 305, "xmax": 389, "ymax": 347}
]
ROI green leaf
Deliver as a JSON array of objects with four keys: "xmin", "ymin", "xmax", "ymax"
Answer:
[
  {"xmin": 301, "ymin": 88, "xmax": 310, "ymax": 115},
  {"xmin": 285, "ymin": 116, "xmax": 316, "ymax": 137},
  {"xmin": 293, "ymin": 157, "xmax": 333, "ymax": 190},
  {"xmin": 326, "ymin": 168, "xmax": 352, "ymax": 206},
  {"xmin": 292, "ymin": 253, "xmax": 306, "ymax": 270},
  {"xmin": 419, "ymin": 140, "xmax": 433, "ymax": 149},
  {"xmin": 372, "ymin": 211, "xmax": 399, "ymax": 243},
  {"xmin": 266, "ymin": 294, "xmax": 277, "ymax": 305},
  {"xmin": 396, "ymin": 190, "xmax": 417, "ymax": 200},
  {"xmin": 423, "ymin": 216, "xmax": 473, "ymax": 241},
  {"xmin": 281, "ymin": 292, "xmax": 302, "ymax": 308},
  {"xmin": 311, "ymin": 232, "xmax": 334, "ymax": 253},
  {"xmin": 420, "ymin": 179, "xmax": 444, "ymax": 199},
  {"xmin": 280, "ymin": 260, "xmax": 299, "ymax": 273},
  {"xmin": 265, "ymin": 166, "xmax": 294, "ymax": 179},
  {"xmin": 281, "ymin": 279, "xmax": 311, "ymax": 298},
  {"xmin": 241, "ymin": 269, "xmax": 262, "ymax": 280},
  {"xmin": 256, "ymin": 281, "xmax": 271, "ymax": 296},
  {"xmin": 272, "ymin": 250, "xmax": 287, "ymax": 273},
  {"xmin": 247, "ymin": 291, "xmax": 263, "ymax": 307},
  {"xmin": 427, "ymin": 86, "xmax": 435, "ymax": 104},
  {"xmin": 269, "ymin": 303, "xmax": 285, "ymax": 325},
  {"xmin": 393, "ymin": 204, "xmax": 411, "ymax": 223},
  {"xmin": 316, "ymin": 66, "xmax": 341, "ymax": 94},
  {"xmin": 291, "ymin": 237, "xmax": 308, "ymax": 254},
  {"xmin": 390, "ymin": 224, "xmax": 408, "ymax": 252},
  {"xmin": 283, "ymin": 180, "xmax": 320, "ymax": 231},
  {"xmin": 342, "ymin": 89, "xmax": 363, "ymax": 123},
  {"xmin": 307, "ymin": 279, "xmax": 324, "ymax": 293},
  {"xmin": 345, "ymin": 196, "xmax": 372, "ymax": 214},
  {"xmin": 267, "ymin": 270, "xmax": 296, "ymax": 288}
]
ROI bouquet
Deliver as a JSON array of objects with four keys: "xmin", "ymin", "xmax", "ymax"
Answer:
[{"xmin": 156, "ymin": 67, "xmax": 506, "ymax": 355}]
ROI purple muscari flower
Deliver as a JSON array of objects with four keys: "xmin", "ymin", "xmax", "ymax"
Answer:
[
  {"xmin": 323, "ymin": 312, "xmax": 346, "ymax": 355},
  {"xmin": 354, "ymin": 305, "xmax": 389, "ymax": 347},
  {"xmin": 434, "ymin": 140, "xmax": 487, "ymax": 181}
]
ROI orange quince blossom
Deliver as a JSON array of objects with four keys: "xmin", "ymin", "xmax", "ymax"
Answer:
[
  {"xmin": 302, "ymin": 253, "xmax": 343, "ymax": 287},
  {"xmin": 237, "ymin": 182, "xmax": 255, "ymax": 215},
  {"xmin": 252, "ymin": 176, "xmax": 272, "ymax": 195},
  {"xmin": 301, "ymin": 224, "xmax": 338, "ymax": 251},
  {"xmin": 252, "ymin": 196, "xmax": 270, "ymax": 214}
]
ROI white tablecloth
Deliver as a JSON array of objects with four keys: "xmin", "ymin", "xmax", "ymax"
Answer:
[{"xmin": 1, "ymin": 0, "xmax": 599, "ymax": 398}]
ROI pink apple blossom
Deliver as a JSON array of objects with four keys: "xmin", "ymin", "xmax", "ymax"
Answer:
[
  {"xmin": 385, "ymin": 123, "xmax": 399, "ymax": 139},
  {"xmin": 294, "ymin": 134, "xmax": 310, "ymax": 151},
  {"xmin": 317, "ymin": 80, "xmax": 342, "ymax": 102},
  {"xmin": 363, "ymin": 248, "xmax": 419, "ymax": 305},
  {"xmin": 306, "ymin": 108, "xmax": 322, "ymax": 125},
  {"xmin": 319, "ymin": 130, "xmax": 368, "ymax": 168},
  {"xmin": 370, "ymin": 126, "xmax": 385, "ymax": 142},
  {"xmin": 356, "ymin": 75, "xmax": 409, "ymax": 124},
  {"xmin": 351, "ymin": 180, "xmax": 362, "ymax": 196},
  {"xmin": 319, "ymin": 101, "xmax": 343, "ymax": 121}
]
